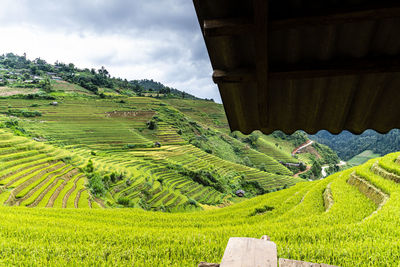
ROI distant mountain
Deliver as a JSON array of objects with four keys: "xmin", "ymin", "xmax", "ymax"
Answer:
[
  {"xmin": 311, "ymin": 129, "xmax": 400, "ymax": 161},
  {"xmin": 0, "ymin": 53, "xmax": 201, "ymax": 100},
  {"xmin": 130, "ymin": 79, "xmax": 201, "ymax": 100}
]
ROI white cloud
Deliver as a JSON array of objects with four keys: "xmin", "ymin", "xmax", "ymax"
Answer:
[{"xmin": 0, "ymin": 1, "xmax": 221, "ymax": 102}]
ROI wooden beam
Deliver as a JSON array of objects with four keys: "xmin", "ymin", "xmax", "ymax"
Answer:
[
  {"xmin": 270, "ymin": 6, "xmax": 400, "ymax": 31},
  {"xmin": 212, "ymin": 69, "xmax": 255, "ymax": 83},
  {"xmin": 204, "ymin": 18, "xmax": 253, "ymax": 37},
  {"xmin": 202, "ymin": 5, "xmax": 400, "ymax": 37},
  {"xmin": 254, "ymin": 0, "xmax": 269, "ymax": 127},
  {"xmin": 270, "ymin": 56, "xmax": 400, "ymax": 79},
  {"xmin": 213, "ymin": 56, "xmax": 400, "ymax": 83}
]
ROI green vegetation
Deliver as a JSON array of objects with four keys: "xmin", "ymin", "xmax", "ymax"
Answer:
[
  {"xmin": 0, "ymin": 53, "xmax": 198, "ymax": 99},
  {"xmin": 348, "ymin": 150, "xmax": 381, "ymax": 166},
  {"xmin": 312, "ymin": 129, "xmax": 400, "ymax": 160},
  {"xmin": 1, "ymin": 53, "xmax": 400, "ymax": 266},
  {"xmin": 0, "ymin": 53, "xmax": 345, "ymax": 211},
  {"xmin": 5, "ymin": 108, "xmax": 42, "ymax": 117},
  {"xmin": 0, "ymin": 152, "xmax": 397, "ymax": 265},
  {"xmin": 0, "ymin": 92, "xmax": 342, "ymax": 209}
]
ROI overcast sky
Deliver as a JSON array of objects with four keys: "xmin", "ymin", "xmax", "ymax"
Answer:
[{"xmin": 0, "ymin": 0, "xmax": 221, "ymax": 102}]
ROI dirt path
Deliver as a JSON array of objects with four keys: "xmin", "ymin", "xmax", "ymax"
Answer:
[
  {"xmin": 6, "ymin": 163, "xmax": 63, "ymax": 206},
  {"xmin": 28, "ymin": 178, "xmax": 61, "ymax": 207},
  {"xmin": 292, "ymin": 140, "xmax": 313, "ymax": 156},
  {"xmin": 46, "ymin": 178, "xmax": 70, "ymax": 207},
  {"xmin": 0, "ymin": 160, "xmax": 51, "ymax": 182},
  {"xmin": 46, "ymin": 169, "xmax": 79, "ymax": 207},
  {"xmin": 15, "ymin": 165, "xmax": 68, "ymax": 206},
  {"xmin": 62, "ymin": 175, "xmax": 82, "ymax": 208},
  {"xmin": 94, "ymin": 198, "xmax": 106, "ymax": 208},
  {"xmin": 321, "ymin": 161, "xmax": 347, "ymax": 178},
  {"xmin": 75, "ymin": 189, "xmax": 86, "ymax": 208},
  {"xmin": 4, "ymin": 163, "xmax": 50, "ymax": 187},
  {"xmin": 293, "ymin": 165, "xmax": 311, "ymax": 177}
]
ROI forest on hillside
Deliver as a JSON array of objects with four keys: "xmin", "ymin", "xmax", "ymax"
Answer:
[
  {"xmin": 311, "ymin": 129, "xmax": 400, "ymax": 160},
  {"xmin": 0, "ymin": 53, "xmax": 198, "ymax": 99}
]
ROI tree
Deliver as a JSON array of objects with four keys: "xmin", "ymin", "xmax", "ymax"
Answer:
[
  {"xmin": 98, "ymin": 66, "xmax": 109, "ymax": 78},
  {"xmin": 41, "ymin": 78, "xmax": 53, "ymax": 93},
  {"xmin": 310, "ymin": 159, "xmax": 322, "ymax": 179},
  {"xmin": 68, "ymin": 63, "xmax": 75, "ymax": 71}
]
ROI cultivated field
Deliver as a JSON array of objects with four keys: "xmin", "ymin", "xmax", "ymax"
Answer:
[
  {"xmin": 348, "ymin": 150, "xmax": 381, "ymax": 166},
  {"xmin": 0, "ymin": 152, "xmax": 398, "ymax": 265},
  {"xmin": 0, "ymin": 96, "xmax": 304, "ymax": 210}
]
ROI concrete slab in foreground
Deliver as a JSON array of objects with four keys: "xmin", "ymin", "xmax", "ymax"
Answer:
[{"xmin": 198, "ymin": 236, "xmax": 338, "ymax": 267}]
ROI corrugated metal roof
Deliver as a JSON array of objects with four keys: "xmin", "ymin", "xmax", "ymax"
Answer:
[{"xmin": 193, "ymin": 0, "xmax": 400, "ymax": 134}]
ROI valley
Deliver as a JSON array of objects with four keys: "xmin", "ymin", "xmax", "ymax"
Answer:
[{"xmin": 1, "ymin": 53, "xmax": 399, "ymax": 266}]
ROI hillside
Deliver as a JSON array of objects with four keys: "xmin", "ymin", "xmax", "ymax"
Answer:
[
  {"xmin": 348, "ymin": 150, "xmax": 381, "ymax": 167},
  {"xmin": 311, "ymin": 129, "xmax": 400, "ymax": 161},
  {"xmin": 0, "ymin": 97, "xmax": 306, "ymax": 211},
  {"xmin": 0, "ymin": 150, "xmax": 399, "ymax": 265},
  {"xmin": 0, "ymin": 53, "xmax": 344, "ymax": 211},
  {"xmin": 0, "ymin": 53, "xmax": 201, "ymax": 99},
  {"xmin": 1, "ymin": 53, "xmax": 400, "ymax": 266}
]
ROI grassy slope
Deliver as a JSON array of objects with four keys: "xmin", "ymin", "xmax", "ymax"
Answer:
[
  {"xmin": 51, "ymin": 80, "xmax": 95, "ymax": 95},
  {"xmin": 0, "ymin": 152, "xmax": 398, "ymax": 265},
  {"xmin": 163, "ymin": 99, "xmax": 299, "ymax": 164},
  {"xmin": 348, "ymin": 150, "xmax": 381, "ymax": 166},
  {"xmin": 0, "ymin": 95, "xmax": 302, "ymax": 210}
]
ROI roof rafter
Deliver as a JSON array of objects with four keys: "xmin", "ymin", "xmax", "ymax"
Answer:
[
  {"xmin": 203, "ymin": 4, "xmax": 400, "ymax": 37},
  {"xmin": 271, "ymin": 5, "xmax": 400, "ymax": 31},
  {"xmin": 213, "ymin": 56, "xmax": 400, "ymax": 83}
]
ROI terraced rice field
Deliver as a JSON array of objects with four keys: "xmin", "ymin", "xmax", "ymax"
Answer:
[
  {"xmin": 348, "ymin": 150, "xmax": 381, "ymax": 166},
  {"xmin": 0, "ymin": 131, "xmax": 96, "ymax": 208},
  {"xmin": 256, "ymin": 137, "xmax": 298, "ymax": 163},
  {"xmin": 0, "ymin": 97, "xmax": 303, "ymax": 209},
  {"xmin": 0, "ymin": 151, "xmax": 399, "ymax": 265},
  {"xmin": 0, "ymin": 98, "xmax": 159, "ymax": 150},
  {"xmin": 164, "ymin": 98, "xmax": 230, "ymax": 131}
]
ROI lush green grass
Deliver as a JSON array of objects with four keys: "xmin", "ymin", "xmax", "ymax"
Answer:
[
  {"xmin": 348, "ymin": 150, "xmax": 381, "ymax": 166},
  {"xmin": 0, "ymin": 96, "xmax": 303, "ymax": 210},
  {"xmin": 0, "ymin": 152, "xmax": 398, "ymax": 265},
  {"xmin": 51, "ymin": 80, "xmax": 94, "ymax": 95},
  {"xmin": 0, "ymin": 130, "xmax": 91, "ymax": 209},
  {"xmin": 163, "ymin": 98, "xmax": 230, "ymax": 132}
]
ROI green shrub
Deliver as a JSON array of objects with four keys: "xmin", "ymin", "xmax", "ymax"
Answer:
[
  {"xmin": 249, "ymin": 205, "xmax": 274, "ymax": 216},
  {"xmin": 85, "ymin": 160, "xmax": 94, "ymax": 173},
  {"xmin": 1, "ymin": 118, "xmax": 26, "ymax": 136},
  {"xmin": 117, "ymin": 197, "xmax": 131, "ymax": 206},
  {"xmin": 188, "ymin": 198, "xmax": 198, "ymax": 206},
  {"xmin": 6, "ymin": 109, "xmax": 42, "ymax": 117},
  {"xmin": 147, "ymin": 120, "xmax": 157, "ymax": 130},
  {"xmin": 88, "ymin": 173, "xmax": 106, "ymax": 197}
]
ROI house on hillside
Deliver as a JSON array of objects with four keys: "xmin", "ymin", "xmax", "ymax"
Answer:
[
  {"xmin": 235, "ymin": 189, "xmax": 245, "ymax": 197},
  {"xmin": 279, "ymin": 161, "xmax": 302, "ymax": 168}
]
